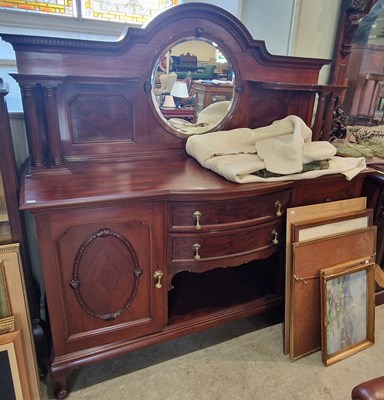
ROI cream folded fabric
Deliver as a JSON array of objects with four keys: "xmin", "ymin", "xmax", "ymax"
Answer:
[{"xmin": 185, "ymin": 115, "xmax": 366, "ymax": 183}]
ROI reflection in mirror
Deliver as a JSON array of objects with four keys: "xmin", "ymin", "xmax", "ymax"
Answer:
[{"xmin": 152, "ymin": 39, "xmax": 235, "ymax": 135}]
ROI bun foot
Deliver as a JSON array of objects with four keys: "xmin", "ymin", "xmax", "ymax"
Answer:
[{"xmin": 54, "ymin": 381, "xmax": 68, "ymax": 399}]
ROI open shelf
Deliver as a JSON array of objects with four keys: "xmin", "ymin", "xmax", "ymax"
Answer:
[{"xmin": 168, "ymin": 254, "xmax": 283, "ymax": 325}]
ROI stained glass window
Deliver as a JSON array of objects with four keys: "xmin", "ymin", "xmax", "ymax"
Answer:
[
  {"xmin": 82, "ymin": 0, "xmax": 178, "ymax": 23},
  {"xmin": 0, "ymin": 0, "xmax": 179, "ymax": 23},
  {"xmin": 0, "ymin": 0, "xmax": 74, "ymax": 16}
]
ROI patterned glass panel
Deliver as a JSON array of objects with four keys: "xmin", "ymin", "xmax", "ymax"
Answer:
[
  {"xmin": 0, "ymin": 0, "xmax": 74, "ymax": 16},
  {"xmin": 81, "ymin": 0, "xmax": 179, "ymax": 23},
  {"xmin": 0, "ymin": 0, "xmax": 179, "ymax": 21}
]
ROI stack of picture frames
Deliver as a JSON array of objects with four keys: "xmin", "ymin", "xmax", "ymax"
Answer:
[
  {"xmin": 0, "ymin": 244, "xmax": 41, "ymax": 399},
  {"xmin": 285, "ymin": 197, "xmax": 377, "ymax": 366}
]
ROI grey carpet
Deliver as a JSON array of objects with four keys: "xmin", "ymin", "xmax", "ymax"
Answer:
[{"xmin": 41, "ymin": 305, "xmax": 384, "ymax": 399}]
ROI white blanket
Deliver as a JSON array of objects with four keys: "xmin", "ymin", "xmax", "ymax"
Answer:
[{"xmin": 186, "ymin": 115, "xmax": 366, "ymax": 183}]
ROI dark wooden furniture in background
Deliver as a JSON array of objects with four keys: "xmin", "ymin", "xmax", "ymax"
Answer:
[
  {"xmin": 160, "ymin": 106, "xmax": 195, "ymax": 121},
  {"xmin": 179, "ymin": 52, "xmax": 197, "ymax": 66},
  {"xmin": 192, "ymin": 81, "xmax": 234, "ymax": 109},
  {"xmin": 343, "ymin": 43, "xmax": 384, "ymax": 122},
  {"xmin": 0, "ymin": 3, "xmax": 369, "ymax": 398},
  {"xmin": 0, "ymin": 79, "xmax": 45, "ymax": 376},
  {"xmin": 329, "ymin": 0, "xmax": 374, "ymax": 88},
  {"xmin": 362, "ymin": 166, "xmax": 384, "ymax": 304}
]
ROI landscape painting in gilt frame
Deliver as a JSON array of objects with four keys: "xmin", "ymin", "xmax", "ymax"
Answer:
[{"xmin": 320, "ymin": 258, "xmax": 375, "ymax": 366}]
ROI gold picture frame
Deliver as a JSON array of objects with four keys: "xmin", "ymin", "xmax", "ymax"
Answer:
[
  {"xmin": 0, "ymin": 315, "xmax": 15, "ymax": 334},
  {"xmin": 291, "ymin": 209, "xmax": 373, "ymax": 243},
  {"xmin": 0, "ymin": 259, "xmax": 11, "ymax": 318},
  {"xmin": 0, "ymin": 244, "xmax": 41, "ymax": 399},
  {"xmin": 320, "ymin": 257, "xmax": 375, "ymax": 366},
  {"xmin": 0, "ymin": 331, "xmax": 31, "ymax": 400}
]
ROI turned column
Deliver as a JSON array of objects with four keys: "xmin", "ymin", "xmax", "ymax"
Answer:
[
  {"xmin": 312, "ymin": 85, "xmax": 347, "ymax": 141},
  {"xmin": 19, "ymin": 83, "xmax": 47, "ymax": 168},
  {"xmin": 43, "ymin": 85, "xmax": 65, "ymax": 167}
]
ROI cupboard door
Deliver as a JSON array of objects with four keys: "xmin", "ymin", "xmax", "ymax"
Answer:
[{"xmin": 34, "ymin": 203, "xmax": 166, "ymax": 356}]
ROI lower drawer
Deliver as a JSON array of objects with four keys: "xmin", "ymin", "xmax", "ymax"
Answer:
[{"xmin": 168, "ymin": 220, "xmax": 283, "ymax": 275}]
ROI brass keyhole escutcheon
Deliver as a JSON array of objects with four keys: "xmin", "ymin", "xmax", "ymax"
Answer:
[{"xmin": 153, "ymin": 269, "xmax": 164, "ymax": 289}]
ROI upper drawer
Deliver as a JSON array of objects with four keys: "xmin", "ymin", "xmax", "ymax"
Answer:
[
  {"xmin": 168, "ymin": 190, "xmax": 291, "ymax": 231},
  {"xmin": 292, "ymin": 174, "xmax": 364, "ymax": 207}
]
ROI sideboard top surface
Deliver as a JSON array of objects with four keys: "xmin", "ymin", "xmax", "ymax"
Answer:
[{"xmin": 20, "ymin": 157, "xmax": 295, "ymax": 211}]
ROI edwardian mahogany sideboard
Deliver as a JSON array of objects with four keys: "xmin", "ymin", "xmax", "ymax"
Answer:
[{"xmin": 0, "ymin": 3, "xmax": 367, "ymax": 398}]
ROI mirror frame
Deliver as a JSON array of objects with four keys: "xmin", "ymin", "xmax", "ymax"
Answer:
[
  {"xmin": 150, "ymin": 38, "xmax": 237, "ymax": 137},
  {"xmin": 146, "ymin": 21, "xmax": 242, "ymax": 138}
]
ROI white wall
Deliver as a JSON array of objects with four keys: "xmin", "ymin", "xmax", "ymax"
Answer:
[
  {"xmin": 241, "ymin": 0, "xmax": 295, "ymax": 56},
  {"xmin": 290, "ymin": 0, "xmax": 342, "ymax": 83},
  {"xmin": 1, "ymin": 53, "xmax": 20, "ymax": 112},
  {"xmin": 241, "ymin": 0, "xmax": 342, "ymax": 83},
  {"xmin": 291, "ymin": 0, "xmax": 341, "ymax": 57},
  {"xmin": 183, "ymin": 0, "xmax": 243, "ymax": 18}
]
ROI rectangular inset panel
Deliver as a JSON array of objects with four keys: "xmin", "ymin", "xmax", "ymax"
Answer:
[
  {"xmin": 57, "ymin": 80, "xmax": 141, "ymax": 159},
  {"xmin": 69, "ymin": 93, "xmax": 134, "ymax": 143}
]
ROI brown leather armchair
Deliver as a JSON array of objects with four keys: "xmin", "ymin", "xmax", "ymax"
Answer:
[{"xmin": 352, "ymin": 377, "xmax": 384, "ymax": 399}]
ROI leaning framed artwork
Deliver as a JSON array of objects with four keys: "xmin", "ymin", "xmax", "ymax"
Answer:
[
  {"xmin": 0, "ymin": 258, "xmax": 11, "ymax": 318},
  {"xmin": 290, "ymin": 226, "xmax": 376, "ymax": 360},
  {"xmin": 291, "ymin": 209, "xmax": 373, "ymax": 244},
  {"xmin": 0, "ymin": 244, "xmax": 41, "ymax": 398},
  {"xmin": 284, "ymin": 197, "xmax": 367, "ymax": 354},
  {"xmin": 0, "ymin": 330, "xmax": 31, "ymax": 400},
  {"xmin": 320, "ymin": 257, "xmax": 375, "ymax": 366}
]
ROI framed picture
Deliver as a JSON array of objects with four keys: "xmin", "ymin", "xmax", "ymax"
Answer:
[
  {"xmin": 320, "ymin": 257, "xmax": 375, "ymax": 366},
  {"xmin": 291, "ymin": 209, "xmax": 373, "ymax": 243},
  {"xmin": 0, "ymin": 259, "xmax": 11, "ymax": 318},
  {"xmin": 0, "ymin": 331, "xmax": 31, "ymax": 400},
  {"xmin": 289, "ymin": 226, "xmax": 376, "ymax": 360},
  {"xmin": 0, "ymin": 315, "xmax": 15, "ymax": 334},
  {"xmin": 284, "ymin": 197, "xmax": 367, "ymax": 354},
  {"xmin": 0, "ymin": 244, "xmax": 41, "ymax": 399}
]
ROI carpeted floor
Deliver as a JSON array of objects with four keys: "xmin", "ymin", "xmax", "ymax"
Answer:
[{"xmin": 41, "ymin": 305, "xmax": 384, "ymax": 399}]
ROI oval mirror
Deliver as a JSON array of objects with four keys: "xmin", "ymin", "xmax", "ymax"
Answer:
[{"xmin": 152, "ymin": 39, "xmax": 235, "ymax": 136}]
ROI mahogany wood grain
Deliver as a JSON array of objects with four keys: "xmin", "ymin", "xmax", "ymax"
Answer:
[{"xmin": 0, "ymin": 3, "xmax": 370, "ymax": 398}]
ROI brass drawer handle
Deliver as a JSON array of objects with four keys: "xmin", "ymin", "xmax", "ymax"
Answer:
[
  {"xmin": 193, "ymin": 210, "xmax": 202, "ymax": 230},
  {"xmin": 274, "ymin": 200, "xmax": 282, "ymax": 217},
  {"xmin": 193, "ymin": 243, "xmax": 201, "ymax": 260},
  {"xmin": 271, "ymin": 229, "xmax": 279, "ymax": 245},
  {"xmin": 153, "ymin": 270, "xmax": 164, "ymax": 289}
]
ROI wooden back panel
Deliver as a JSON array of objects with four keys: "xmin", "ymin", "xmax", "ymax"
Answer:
[{"xmin": 1, "ymin": 3, "xmax": 331, "ymax": 171}]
